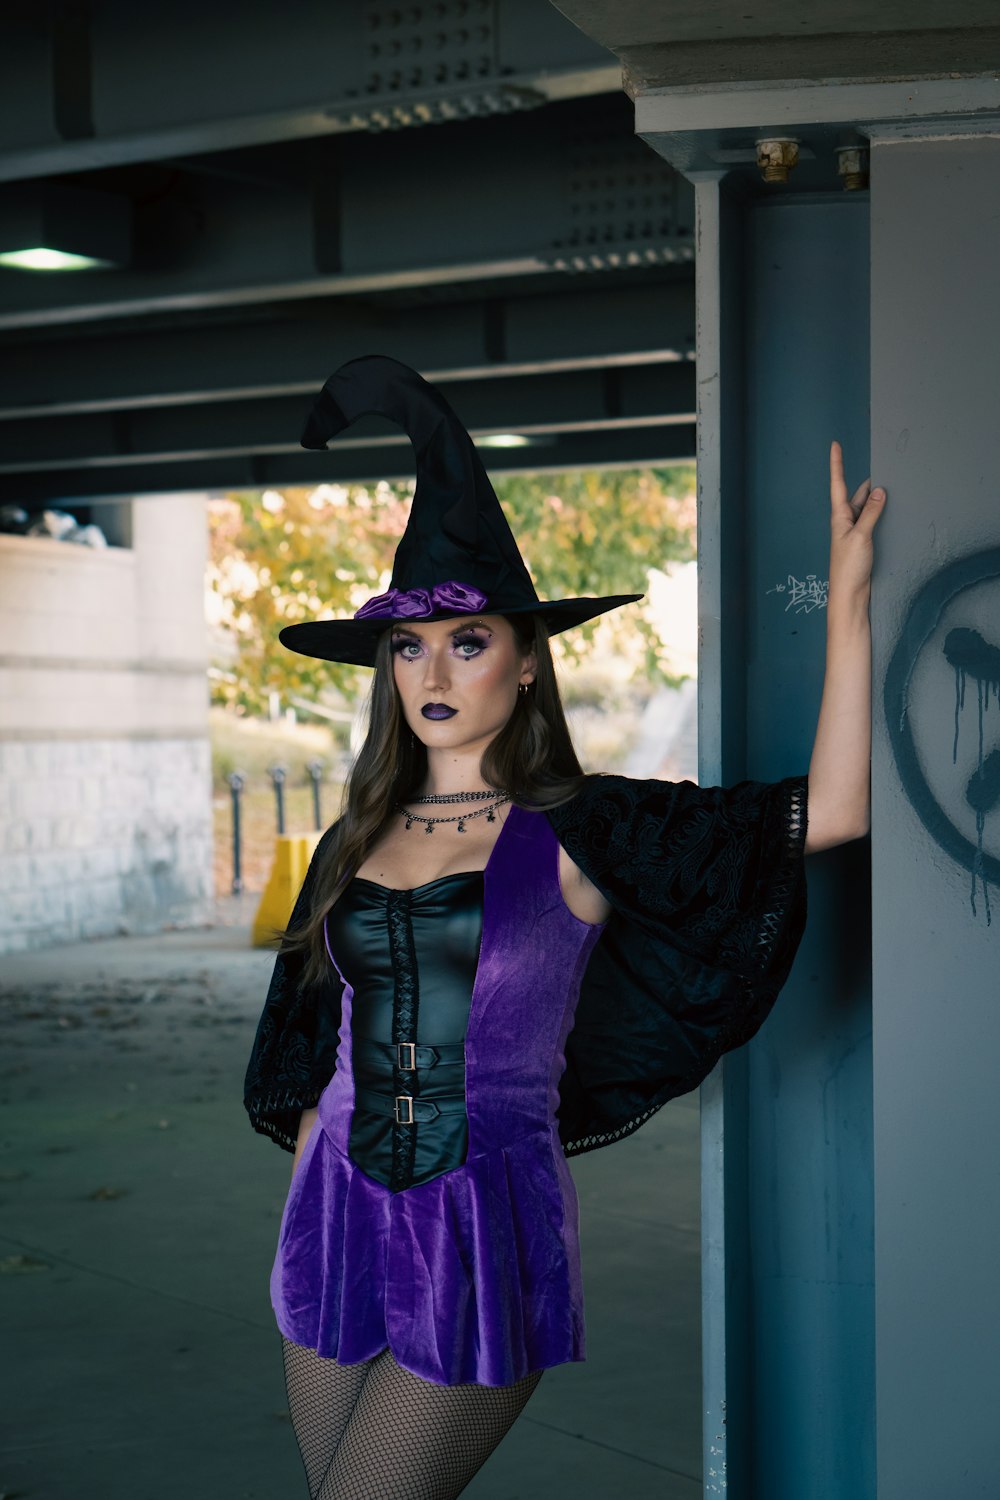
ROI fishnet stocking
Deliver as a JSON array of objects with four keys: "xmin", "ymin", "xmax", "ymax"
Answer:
[
  {"xmin": 280, "ymin": 1334, "xmax": 545, "ymax": 1499},
  {"xmin": 282, "ymin": 1336, "xmax": 378, "ymax": 1497}
]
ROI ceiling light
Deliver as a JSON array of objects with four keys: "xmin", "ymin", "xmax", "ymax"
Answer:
[
  {"xmin": 0, "ymin": 247, "xmax": 118, "ymax": 271},
  {"xmin": 0, "ymin": 183, "xmax": 132, "ymax": 272},
  {"xmin": 478, "ymin": 434, "xmax": 532, "ymax": 448}
]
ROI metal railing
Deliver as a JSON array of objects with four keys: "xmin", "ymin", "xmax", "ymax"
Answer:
[{"xmin": 224, "ymin": 759, "xmax": 333, "ymax": 895}]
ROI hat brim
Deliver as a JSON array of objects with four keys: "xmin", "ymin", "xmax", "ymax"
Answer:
[{"xmin": 278, "ymin": 594, "xmax": 645, "ymax": 668}]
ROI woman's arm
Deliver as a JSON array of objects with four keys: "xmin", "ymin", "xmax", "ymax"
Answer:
[
  {"xmin": 292, "ymin": 1105, "xmax": 320, "ymax": 1177},
  {"xmin": 804, "ymin": 441, "xmax": 887, "ymax": 854}
]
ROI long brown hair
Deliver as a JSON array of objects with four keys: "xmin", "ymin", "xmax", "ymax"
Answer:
[{"xmin": 272, "ymin": 612, "xmax": 590, "ymax": 992}]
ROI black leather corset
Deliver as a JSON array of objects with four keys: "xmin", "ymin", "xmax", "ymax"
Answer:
[{"xmin": 325, "ymin": 870, "xmax": 484, "ymax": 1192}]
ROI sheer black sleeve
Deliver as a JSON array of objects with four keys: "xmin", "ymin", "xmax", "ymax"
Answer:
[
  {"xmin": 546, "ymin": 773, "xmax": 809, "ymax": 1157},
  {"xmin": 242, "ymin": 824, "xmax": 345, "ymax": 1152},
  {"xmin": 550, "ymin": 772, "xmax": 808, "ymax": 976}
]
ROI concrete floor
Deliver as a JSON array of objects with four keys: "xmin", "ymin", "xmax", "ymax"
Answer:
[{"xmin": 0, "ymin": 904, "xmax": 702, "ymax": 1500}]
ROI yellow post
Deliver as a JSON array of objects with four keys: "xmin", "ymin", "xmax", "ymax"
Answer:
[{"xmin": 252, "ymin": 831, "xmax": 324, "ymax": 948}]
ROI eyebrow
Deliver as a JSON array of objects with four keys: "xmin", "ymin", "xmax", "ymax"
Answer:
[{"xmin": 390, "ymin": 620, "xmax": 494, "ymax": 639}]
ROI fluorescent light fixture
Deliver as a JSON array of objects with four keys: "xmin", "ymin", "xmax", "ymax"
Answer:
[
  {"xmin": 0, "ymin": 247, "xmax": 118, "ymax": 271},
  {"xmin": 478, "ymin": 433, "xmax": 531, "ymax": 448},
  {"xmin": 0, "ymin": 183, "xmax": 131, "ymax": 272}
]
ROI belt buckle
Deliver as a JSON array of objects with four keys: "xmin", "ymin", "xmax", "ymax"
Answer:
[
  {"xmin": 394, "ymin": 1094, "xmax": 414, "ymax": 1124},
  {"xmin": 397, "ymin": 1042, "xmax": 416, "ymax": 1071}
]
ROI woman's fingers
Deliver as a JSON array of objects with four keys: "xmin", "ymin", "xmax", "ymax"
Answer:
[
  {"xmin": 830, "ymin": 441, "xmax": 856, "ymax": 524},
  {"xmin": 830, "ymin": 441, "xmax": 886, "ymax": 529},
  {"xmin": 854, "ymin": 485, "xmax": 887, "ymax": 534},
  {"xmin": 830, "ymin": 440, "xmax": 847, "ymax": 508},
  {"xmin": 850, "ymin": 478, "xmax": 873, "ymax": 519}
]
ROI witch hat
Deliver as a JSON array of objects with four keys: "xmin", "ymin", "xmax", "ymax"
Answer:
[{"xmin": 278, "ymin": 354, "xmax": 644, "ymax": 668}]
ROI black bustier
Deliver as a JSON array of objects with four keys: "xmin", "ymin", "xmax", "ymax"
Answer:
[{"xmin": 324, "ymin": 871, "xmax": 484, "ymax": 1192}]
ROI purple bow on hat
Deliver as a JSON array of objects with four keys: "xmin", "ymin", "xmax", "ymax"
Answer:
[{"xmin": 353, "ymin": 579, "xmax": 489, "ymax": 621}]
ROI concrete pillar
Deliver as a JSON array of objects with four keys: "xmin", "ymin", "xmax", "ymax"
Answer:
[{"xmin": 869, "ymin": 135, "xmax": 1000, "ymax": 1499}]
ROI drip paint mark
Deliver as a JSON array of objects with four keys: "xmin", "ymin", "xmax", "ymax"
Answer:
[
  {"xmin": 766, "ymin": 574, "xmax": 829, "ymax": 612},
  {"xmin": 943, "ymin": 628, "xmax": 1000, "ymax": 923},
  {"xmin": 967, "ymin": 751, "xmax": 1000, "ymax": 925},
  {"xmin": 885, "ymin": 547, "xmax": 1000, "ymax": 925}
]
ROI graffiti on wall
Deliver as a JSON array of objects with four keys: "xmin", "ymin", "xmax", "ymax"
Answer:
[
  {"xmin": 766, "ymin": 574, "xmax": 829, "ymax": 612},
  {"xmin": 884, "ymin": 547, "xmax": 1000, "ymax": 925}
]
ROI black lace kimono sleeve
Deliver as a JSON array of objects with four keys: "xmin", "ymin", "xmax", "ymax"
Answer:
[
  {"xmin": 242, "ymin": 823, "xmax": 346, "ymax": 1152},
  {"xmin": 546, "ymin": 772, "xmax": 809, "ymax": 1157}
]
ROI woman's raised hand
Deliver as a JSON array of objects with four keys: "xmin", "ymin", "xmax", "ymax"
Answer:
[
  {"xmin": 828, "ymin": 439, "xmax": 887, "ymax": 601},
  {"xmin": 801, "ymin": 440, "xmax": 886, "ymax": 850}
]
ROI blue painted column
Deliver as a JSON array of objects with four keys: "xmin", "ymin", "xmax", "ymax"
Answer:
[
  {"xmin": 694, "ymin": 172, "xmax": 875, "ymax": 1498},
  {"xmin": 635, "ymin": 69, "xmax": 1000, "ymax": 1500},
  {"xmin": 741, "ymin": 191, "xmax": 875, "ymax": 1500}
]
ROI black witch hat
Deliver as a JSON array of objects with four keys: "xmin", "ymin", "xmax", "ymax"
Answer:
[{"xmin": 278, "ymin": 355, "xmax": 644, "ymax": 668}]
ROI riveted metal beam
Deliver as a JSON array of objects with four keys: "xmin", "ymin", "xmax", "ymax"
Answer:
[
  {"xmin": 0, "ymin": 0, "xmax": 619, "ymax": 184},
  {"xmin": 0, "ymin": 96, "xmax": 693, "ymax": 330}
]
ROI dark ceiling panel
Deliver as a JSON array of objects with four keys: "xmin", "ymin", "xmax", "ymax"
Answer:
[{"xmin": 0, "ymin": 5, "xmax": 696, "ymax": 500}]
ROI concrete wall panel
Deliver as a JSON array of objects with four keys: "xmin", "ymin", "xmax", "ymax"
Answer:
[{"xmin": 870, "ymin": 135, "xmax": 1000, "ymax": 1500}]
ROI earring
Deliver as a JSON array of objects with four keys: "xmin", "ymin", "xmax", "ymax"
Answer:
[{"xmin": 518, "ymin": 682, "xmax": 527, "ymax": 697}]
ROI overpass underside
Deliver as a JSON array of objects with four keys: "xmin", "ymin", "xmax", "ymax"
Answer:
[{"xmin": 0, "ymin": 1, "xmax": 697, "ymax": 511}]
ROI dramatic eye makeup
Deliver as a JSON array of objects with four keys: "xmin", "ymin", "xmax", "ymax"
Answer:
[
  {"xmin": 390, "ymin": 635, "xmax": 417, "ymax": 658},
  {"xmin": 391, "ymin": 627, "xmax": 492, "ymax": 659},
  {"xmin": 451, "ymin": 630, "xmax": 491, "ymax": 656}
]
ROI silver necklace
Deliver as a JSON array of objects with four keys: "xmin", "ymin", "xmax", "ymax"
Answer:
[
  {"xmin": 408, "ymin": 789, "xmax": 502, "ymax": 804},
  {"xmin": 394, "ymin": 791, "xmax": 510, "ymax": 833}
]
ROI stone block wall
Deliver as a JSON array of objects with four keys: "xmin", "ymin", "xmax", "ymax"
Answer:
[{"xmin": 0, "ymin": 493, "xmax": 213, "ymax": 953}]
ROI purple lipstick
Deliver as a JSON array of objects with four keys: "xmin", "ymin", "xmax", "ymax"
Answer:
[{"xmin": 421, "ymin": 702, "xmax": 458, "ymax": 720}]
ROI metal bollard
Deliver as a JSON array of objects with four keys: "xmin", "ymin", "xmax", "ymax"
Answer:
[
  {"xmin": 306, "ymin": 759, "xmax": 326, "ymax": 830},
  {"xmin": 227, "ymin": 770, "xmax": 246, "ymax": 895},
  {"xmin": 267, "ymin": 762, "xmax": 287, "ymax": 835}
]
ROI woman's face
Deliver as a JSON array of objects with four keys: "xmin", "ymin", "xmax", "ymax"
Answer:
[{"xmin": 390, "ymin": 613, "xmax": 537, "ymax": 753}]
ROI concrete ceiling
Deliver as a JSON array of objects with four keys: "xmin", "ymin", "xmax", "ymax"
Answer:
[
  {"xmin": 0, "ymin": 0, "xmax": 701, "ymax": 515},
  {"xmin": 550, "ymin": 0, "xmax": 1000, "ymax": 88}
]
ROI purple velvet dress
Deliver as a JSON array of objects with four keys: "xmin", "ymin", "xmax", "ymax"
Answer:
[{"xmin": 269, "ymin": 801, "xmax": 607, "ymax": 1387}]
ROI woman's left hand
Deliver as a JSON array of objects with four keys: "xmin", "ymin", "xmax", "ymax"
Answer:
[{"xmin": 829, "ymin": 439, "xmax": 887, "ymax": 601}]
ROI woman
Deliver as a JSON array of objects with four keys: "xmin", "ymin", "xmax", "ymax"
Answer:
[{"xmin": 243, "ymin": 355, "xmax": 886, "ymax": 1499}]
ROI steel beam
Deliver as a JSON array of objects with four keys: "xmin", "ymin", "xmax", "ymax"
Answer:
[
  {"xmin": 0, "ymin": 362, "xmax": 694, "ymax": 472},
  {"xmin": 0, "ymin": 278, "xmax": 694, "ymax": 419},
  {"xmin": 0, "ymin": 0, "xmax": 618, "ymax": 183},
  {"xmin": 0, "ymin": 96, "xmax": 693, "ymax": 330},
  {"xmin": 0, "ymin": 422, "xmax": 696, "ymax": 507}
]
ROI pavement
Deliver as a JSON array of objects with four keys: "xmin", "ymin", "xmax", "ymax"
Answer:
[{"xmin": 0, "ymin": 896, "xmax": 702, "ymax": 1500}]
